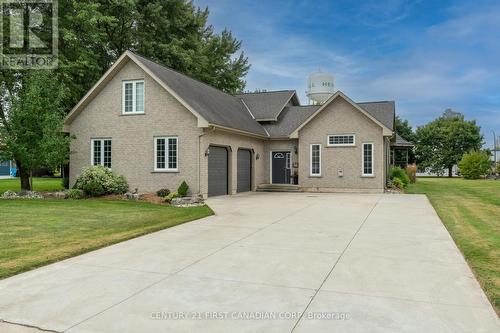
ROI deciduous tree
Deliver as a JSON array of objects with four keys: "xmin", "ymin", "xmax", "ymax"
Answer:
[
  {"xmin": 415, "ymin": 110, "xmax": 483, "ymax": 177},
  {"xmin": 0, "ymin": 71, "xmax": 70, "ymax": 190}
]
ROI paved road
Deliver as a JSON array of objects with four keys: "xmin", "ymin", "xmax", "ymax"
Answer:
[{"xmin": 0, "ymin": 193, "xmax": 498, "ymax": 332}]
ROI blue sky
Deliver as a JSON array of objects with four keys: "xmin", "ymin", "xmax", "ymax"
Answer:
[{"xmin": 195, "ymin": 0, "xmax": 500, "ymax": 147}]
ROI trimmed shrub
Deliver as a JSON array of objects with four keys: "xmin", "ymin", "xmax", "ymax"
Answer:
[
  {"xmin": 165, "ymin": 191, "xmax": 178, "ymax": 203},
  {"xmin": 74, "ymin": 165, "xmax": 129, "ymax": 197},
  {"xmin": 390, "ymin": 167, "xmax": 410, "ymax": 187},
  {"xmin": 67, "ymin": 189, "xmax": 84, "ymax": 200},
  {"xmin": 458, "ymin": 151, "xmax": 492, "ymax": 179},
  {"xmin": 405, "ymin": 164, "xmax": 417, "ymax": 183},
  {"xmin": 156, "ymin": 188, "xmax": 171, "ymax": 197},
  {"xmin": 392, "ymin": 177, "xmax": 404, "ymax": 189},
  {"xmin": 177, "ymin": 181, "xmax": 189, "ymax": 197},
  {"xmin": 497, "ymin": 162, "xmax": 500, "ymax": 176}
]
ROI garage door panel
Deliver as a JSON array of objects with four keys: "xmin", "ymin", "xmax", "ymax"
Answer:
[
  {"xmin": 237, "ymin": 149, "xmax": 251, "ymax": 193},
  {"xmin": 208, "ymin": 146, "xmax": 228, "ymax": 197}
]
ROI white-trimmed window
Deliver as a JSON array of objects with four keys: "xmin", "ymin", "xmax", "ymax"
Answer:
[
  {"xmin": 122, "ymin": 80, "xmax": 145, "ymax": 114},
  {"xmin": 91, "ymin": 139, "xmax": 112, "ymax": 168},
  {"xmin": 328, "ymin": 134, "xmax": 355, "ymax": 146},
  {"xmin": 362, "ymin": 143, "xmax": 374, "ymax": 176},
  {"xmin": 155, "ymin": 137, "xmax": 178, "ymax": 171},
  {"xmin": 310, "ymin": 144, "xmax": 321, "ymax": 176}
]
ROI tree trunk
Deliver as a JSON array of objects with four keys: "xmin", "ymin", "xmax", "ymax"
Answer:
[
  {"xmin": 448, "ymin": 165, "xmax": 453, "ymax": 178},
  {"xmin": 17, "ymin": 162, "xmax": 32, "ymax": 191}
]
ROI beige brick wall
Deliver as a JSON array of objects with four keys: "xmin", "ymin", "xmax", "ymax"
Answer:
[
  {"xmin": 199, "ymin": 129, "xmax": 266, "ymax": 197},
  {"xmin": 69, "ymin": 59, "xmax": 388, "ymax": 195},
  {"xmin": 69, "ymin": 60, "xmax": 203, "ymax": 194},
  {"xmin": 298, "ymin": 98, "xmax": 385, "ymax": 191}
]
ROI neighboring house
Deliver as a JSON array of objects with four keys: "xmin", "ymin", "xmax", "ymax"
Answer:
[
  {"xmin": 0, "ymin": 160, "xmax": 16, "ymax": 177},
  {"xmin": 64, "ymin": 51, "xmax": 398, "ymax": 197}
]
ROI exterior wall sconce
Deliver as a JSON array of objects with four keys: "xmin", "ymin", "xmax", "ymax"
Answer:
[
  {"xmin": 205, "ymin": 148, "xmax": 210, "ymax": 156},
  {"xmin": 256, "ymin": 153, "xmax": 260, "ymax": 160},
  {"xmin": 294, "ymin": 146, "xmax": 298, "ymax": 154}
]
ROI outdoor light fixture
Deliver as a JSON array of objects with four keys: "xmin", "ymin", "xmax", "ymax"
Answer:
[
  {"xmin": 294, "ymin": 146, "xmax": 298, "ymax": 154},
  {"xmin": 256, "ymin": 153, "xmax": 260, "ymax": 160},
  {"xmin": 205, "ymin": 148, "xmax": 210, "ymax": 156}
]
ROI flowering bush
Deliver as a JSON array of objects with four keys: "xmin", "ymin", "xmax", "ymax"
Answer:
[{"xmin": 74, "ymin": 166, "xmax": 128, "ymax": 196}]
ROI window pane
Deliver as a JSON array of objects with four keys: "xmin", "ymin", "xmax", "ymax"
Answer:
[
  {"xmin": 103, "ymin": 140, "xmax": 112, "ymax": 168},
  {"xmin": 124, "ymin": 83, "xmax": 133, "ymax": 112},
  {"xmin": 168, "ymin": 138, "xmax": 177, "ymax": 169},
  {"xmin": 93, "ymin": 140, "xmax": 101, "ymax": 165},
  {"xmin": 363, "ymin": 144, "xmax": 373, "ymax": 175},
  {"xmin": 330, "ymin": 135, "xmax": 354, "ymax": 145},
  {"xmin": 135, "ymin": 82, "xmax": 144, "ymax": 112},
  {"xmin": 156, "ymin": 138, "xmax": 166, "ymax": 169},
  {"xmin": 311, "ymin": 145, "xmax": 320, "ymax": 175}
]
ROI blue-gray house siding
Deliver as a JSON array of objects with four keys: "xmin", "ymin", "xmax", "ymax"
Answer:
[{"xmin": 0, "ymin": 160, "xmax": 14, "ymax": 177}]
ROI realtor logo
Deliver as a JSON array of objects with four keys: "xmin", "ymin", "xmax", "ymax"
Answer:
[{"xmin": 0, "ymin": 0, "xmax": 58, "ymax": 69}]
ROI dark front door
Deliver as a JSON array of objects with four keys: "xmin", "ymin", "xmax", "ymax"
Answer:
[
  {"xmin": 237, "ymin": 149, "xmax": 252, "ymax": 193},
  {"xmin": 208, "ymin": 146, "xmax": 228, "ymax": 197},
  {"xmin": 272, "ymin": 151, "xmax": 290, "ymax": 184}
]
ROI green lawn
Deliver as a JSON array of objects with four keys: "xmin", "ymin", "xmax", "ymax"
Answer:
[
  {"xmin": 406, "ymin": 178, "xmax": 500, "ymax": 314},
  {"xmin": 0, "ymin": 177, "xmax": 63, "ymax": 194},
  {"xmin": 0, "ymin": 199, "xmax": 213, "ymax": 279}
]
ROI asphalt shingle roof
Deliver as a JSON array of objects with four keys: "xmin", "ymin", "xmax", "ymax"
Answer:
[
  {"xmin": 132, "ymin": 53, "xmax": 268, "ymax": 137},
  {"xmin": 132, "ymin": 52, "xmax": 395, "ymax": 138},
  {"xmin": 263, "ymin": 106, "xmax": 320, "ymax": 138},
  {"xmin": 357, "ymin": 101, "xmax": 395, "ymax": 131},
  {"xmin": 234, "ymin": 91, "xmax": 296, "ymax": 121},
  {"xmin": 392, "ymin": 133, "xmax": 414, "ymax": 147}
]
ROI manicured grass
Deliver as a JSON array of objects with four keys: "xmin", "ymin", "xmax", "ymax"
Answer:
[
  {"xmin": 0, "ymin": 177, "xmax": 64, "ymax": 194},
  {"xmin": 406, "ymin": 178, "xmax": 500, "ymax": 314},
  {"xmin": 0, "ymin": 199, "xmax": 213, "ymax": 279}
]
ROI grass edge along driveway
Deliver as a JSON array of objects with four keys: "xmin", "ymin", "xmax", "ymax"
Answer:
[
  {"xmin": 406, "ymin": 178, "xmax": 499, "ymax": 315},
  {"xmin": 0, "ymin": 199, "xmax": 213, "ymax": 280}
]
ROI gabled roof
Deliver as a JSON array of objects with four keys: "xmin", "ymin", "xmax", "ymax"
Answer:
[
  {"xmin": 262, "ymin": 105, "xmax": 320, "ymax": 138},
  {"xmin": 358, "ymin": 101, "xmax": 395, "ymax": 131},
  {"xmin": 64, "ymin": 51, "xmax": 268, "ymax": 137},
  {"xmin": 234, "ymin": 90, "xmax": 299, "ymax": 121},
  {"xmin": 290, "ymin": 91, "xmax": 394, "ymax": 138},
  {"xmin": 132, "ymin": 53, "xmax": 268, "ymax": 137},
  {"xmin": 65, "ymin": 51, "xmax": 397, "ymax": 140},
  {"xmin": 391, "ymin": 134, "xmax": 414, "ymax": 147}
]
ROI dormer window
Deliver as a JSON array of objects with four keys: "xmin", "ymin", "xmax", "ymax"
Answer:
[{"xmin": 122, "ymin": 80, "xmax": 144, "ymax": 114}]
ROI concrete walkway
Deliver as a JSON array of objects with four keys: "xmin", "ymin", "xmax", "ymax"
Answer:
[{"xmin": 0, "ymin": 193, "xmax": 498, "ymax": 332}]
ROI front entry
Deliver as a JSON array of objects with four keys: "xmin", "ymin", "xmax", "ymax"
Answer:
[{"xmin": 271, "ymin": 151, "xmax": 291, "ymax": 184}]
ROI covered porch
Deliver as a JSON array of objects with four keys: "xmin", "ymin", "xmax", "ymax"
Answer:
[{"xmin": 390, "ymin": 134, "xmax": 415, "ymax": 168}]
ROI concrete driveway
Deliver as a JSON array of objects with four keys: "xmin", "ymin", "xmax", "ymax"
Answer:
[{"xmin": 0, "ymin": 193, "xmax": 498, "ymax": 332}]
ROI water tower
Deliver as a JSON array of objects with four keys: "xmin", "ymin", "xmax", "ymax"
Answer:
[{"xmin": 306, "ymin": 71, "xmax": 335, "ymax": 105}]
